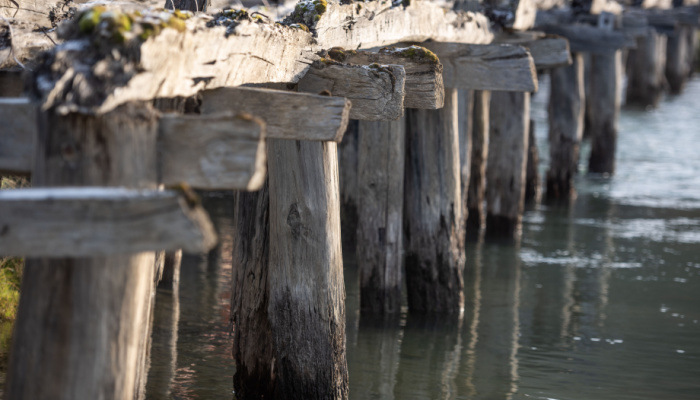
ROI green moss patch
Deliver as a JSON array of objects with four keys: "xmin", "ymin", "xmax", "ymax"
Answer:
[{"xmin": 282, "ymin": 0, "xmax": 328, "ymax": 32}]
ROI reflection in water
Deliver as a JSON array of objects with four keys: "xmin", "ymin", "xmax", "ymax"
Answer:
[{"xmin": 145, "ymin": 79, "xmax": 700, "ymax": 399}]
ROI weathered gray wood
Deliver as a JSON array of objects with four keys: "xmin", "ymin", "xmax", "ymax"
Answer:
[
  {"xmin": 496, "ymin": 31, "xmax": 572, "ymax": 68},
  {"xmin": 525, "ymin": 119, "xmax": 540, "ymax": 203},
  {"xmin": 200, "ymin": 87, "xmax": 351, "ymax": 141},
  {"xmin": 666, "ymin": 25, "xmax": 692, "ymax": 94},
  {"xmin": 267, "ymin": 139, "xmax": 348, "ymax": 398},
  {"xmin": 357, "ymin": 118, "xmax": 405, "ymax": 314},
  {"xmin": 0, "ymin": 97, "xmax": 35, "ymax": 174},
  {"xmin": 297, "ymin": 62, "xmax": 406, "ymax": 121},
  {"xmin": 35, "ymin": 1, "xmax": 493, "ymax": 115},
  {"xmin": 458, "ymin": 89, "xmax": 474, "ymax": 228},
  {"xmin": 485, "ymin": 91, "xmax": 530, "ymax": 240},
  {"xmin": 588, "ymin": 51, "xmax": 622, "ymax": 174},
  {"xmin": 539, "ymin": 23, "xmax": 636, "ymax": 54},
  {"xmin": 6, "ymin": 103, "xmax": 160, "ymax": 400},
  {"xmin": 338, "ymin": 120, "xmax": 359, "ymax": 247},
  {"xmin": 626, "ymin": 28, "xmax": 667, "ymax": 108},
  {"xmin": 466, "ymin": 90, "xmax": 490, "ymax": 239},
  {"xmin": 0, "ymin": 18, "xmax": 58, "ymax": 70},
  {"xmin": 546, "ymin": 53, "xmax": 585, "ymax": 200},
  {"xmin": 327, "ymin": 46, "xmax": 445, "ymax": 109},
  {"xmin": 423, "ymin": 42, "xmax": 538, "ymax": 92},
  {"xmin": 230, "ymin": 184, "xmax": 276, "ymax": 399},
  {"xmin": 404, "ymin": 88, "xmax": 465, "ymax": 313},
  {"xmin": 0, "ymin": 188, "xmax": 217, "ymax": 256},
  {"xmin": 158, "ymin": 112, "xmax": 266, "ymax": 190}
]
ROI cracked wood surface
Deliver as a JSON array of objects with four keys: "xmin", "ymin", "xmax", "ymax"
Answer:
[
  {"xmin": 298, "ymin": 63, "xmax": 406, "ymax": 121},
  {"xmin": 0, "ymin": 97, "xmax": 35, "ymax": 174},
  {"xmin": 0, "ymin": 188, "xmax": 217, "ymax": 257},
  {"xmin": 332, "ymin": 47, "xmax": 444, "ymax": 109},
  {"xmin": 200, "ymin": 86, "xmax": 351, "ymax": 141},
  {"xmin": 158, "ymin": 112, "xmax": 267, "ymax": 190},
  {"xmin": 423, "ymin": 42, "xmax": 538, "ymax": 92}
]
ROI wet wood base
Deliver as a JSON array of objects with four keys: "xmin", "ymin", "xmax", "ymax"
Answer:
[
  {"xmin": 404, "ymin": 89, "xmax": 465, "ymax": 314},
  {"xmin": 588, "ymin": 51, "xmax": 622, "ymax": 175}
]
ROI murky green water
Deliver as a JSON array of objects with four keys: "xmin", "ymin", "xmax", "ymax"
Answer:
[{"xmin": 146, "ymin": 77, "xmax": 700, "ymax": 399}]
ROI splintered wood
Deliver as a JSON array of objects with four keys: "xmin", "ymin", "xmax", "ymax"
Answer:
[{"xmin": 0, "ymin": 188, "xmax": 217, "ymax": 256}]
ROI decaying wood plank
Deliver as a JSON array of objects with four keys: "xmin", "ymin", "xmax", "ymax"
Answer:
[
  {"xmin": 158, "ymin": 112, "xmax": 266, "ymax": 190},
  {"xmin": 538, "ymin": 23, "xmax": 636, "ymax": 54},
  {"xmin": 200, "ymin": 86, "xmax": 351, "ymax": 141},
  {"xmin": 495, "ymin": 31, "xmax": 572, "ymax": 68},
  {"xmin": 298, "ymin": 62, "xmax": 406, "ymax": 121},
  {"xmin": 0, "ymin": 188, "xmax": 217, "ymax": 257},
  {"xmin": 422, "ymin": 42, "xmax": 538, "ymax": 92},
  {"xmin": 326, "ymin": 46, "xmax": 444, "ymax": 109},
  {"xmin": 34, "ymin": 1, "xmax": 493, "ymax": 115},
  {"xmin": 0, "ymin": 97, "xmax": 35, "ymax": 174}
]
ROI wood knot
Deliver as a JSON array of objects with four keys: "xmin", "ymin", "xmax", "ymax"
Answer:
[{"xmin": 318, "ymin": 89, "xmax": 332, "ymax": 96}]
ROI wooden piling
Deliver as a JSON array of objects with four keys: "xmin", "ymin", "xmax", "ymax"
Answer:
[
  {"xmin": 665, "ymin": 26, "xmax": 692, "ymax": 94},
  {"xmin": 466, "ymin": 91, "xmax": 490, "ymax": 239},
  {"xmin": 404, "ymin": 88, "xmax": 465, "ymax": 314},
  {"xmin": 6, "ymin": 103, "xmax": 160, "ymax": 400},
  {"xmin": 357, "ymin": 119, "xmax": 406, "ymax": 314},
  {"xmin": 546, "ymin": 53, "xmax": 585, "ymax": 200},
  {"xmin": 588, "ymin": 51, "xmax": 622, "ymax": 175},
  {"xmin": 626, "ymin": 29, "xmax": 667, "ymax": 108},
  {"xmin": 339, "ymin": 121, "xmax": 359, "ymax": 247},
  {"xmin": 458, "ymin": 89, "xmax": 474, "ymax": 226},
  {"xmin": 267, "ymin": 139, "xmax": 348, "ymax": 399},
  {"xmin": 485, "ymin": 91, "xmax": 530, "ymax": 240},
  {"xmin": 525, "ymin": 119, "xmax": 541, "ymax": 204}
]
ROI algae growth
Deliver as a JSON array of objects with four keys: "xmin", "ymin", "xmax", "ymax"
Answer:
[{"xmin": 282, "ymin": 0, "xmax": 328, "ymax": 31}]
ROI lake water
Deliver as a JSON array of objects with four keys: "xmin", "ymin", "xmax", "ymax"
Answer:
[{"xmin": 146, "ymin": 77, "xmax": 700, "ymax": 399}]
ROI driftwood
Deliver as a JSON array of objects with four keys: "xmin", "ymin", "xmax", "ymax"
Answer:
[
  {"xmin": 297, "ymin": 62, "xmax": 406, "ymax": 121},
  {"xmin": 466, "ymin": 90, "xmax": 490, "ymax": 238},
  {"xmin": 588, "ymin": 51, "xmax": 622, "ymax": 174},
  {"xmin": 0, "ymin": 188, "xmax": 217, "ymax": 257},
  {"xmin": 485, "ymin": 91, "xmax": 530, "ymax": 239},
  {"xmin": 423, "ymin": 42, "xmax": 538, "ymax": 92},
  {"xmin": 158, "ymin": 112, "xmax": 267, "ymax": 190},
  {"xmin": 328, "ymin": 46, "xmax": 444, "ymax": 109},
  {"xmin": 495, "ymin": 31, "xmax": 572, "ymax": 68},
  {"xmin": 0, "ymin": 97, "xmax": 35, "ymax": 174},
  {"xmin": 200, "ymin": 87, "xmax": 351, "ymax": 141}
]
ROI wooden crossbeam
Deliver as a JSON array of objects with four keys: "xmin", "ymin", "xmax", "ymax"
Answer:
[
  {"xmin": 200, "ymin": 87, "xmax": 351, "ymax": 141},
  {"xmin": 538, "ymin": 24, "xmax": 636, "ymax": 54},
  {"xmin": 495, "ymin": 31, "xmax": 572, "ymax": 69},
  {"xmin": 325, "ymin": 46, "xmax": 445, "ymax": 109},
  {"xmin": 422, "ymin": 42, "xmax": 538, "ymax": 92},
  {"xmin": 298, "ymin": 62, "xmax": 406, "ymax": 121},
  {"xmin": 0, "ymin": 98, "xmax": 35, "ymax": 175},
  {"xmin": 158, "ymin": 112, "xmax": 267, "ymax": 190},
  {"xmin": 0, "ymin": 188, "xmax": 218, "ymax": 257}
]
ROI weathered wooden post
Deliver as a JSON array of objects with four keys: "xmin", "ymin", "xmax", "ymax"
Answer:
[
  {"xmin": 338, "ymin": 120, "xmax": 359, "ymax": 247},
  {"xmin": 525, "ymin": 119, "xmax": 540, "ymax": 203},
  {"xmin": 485, "ymin": 91, "xmax": 531, "ymax": 240},
  {"xmin": 458, "ymin": 89, "xmax": 474, "ymax": 231},
  {"xmin": 546, "ymin": 53, "xmax": 585, "ymax": 200},
  {"xmin": 588, "ymin": 50, "xmax": 622, "ymax": 174},
  {"xmin": 626, "ymin": 28, "xmax": 667, "ymax": 108},
  {"xmin": 665, "ymin": 25, "xmax": 693, "ymax": 94},
  {"xmin": 466, "ymin": 90, "xmax": 491, "ymax": 238}
]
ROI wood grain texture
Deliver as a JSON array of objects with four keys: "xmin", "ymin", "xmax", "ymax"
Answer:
[
  {"xmin": 0, "ymin": 97, "xmax": 35, "ymax": 174},
  {"xmin": 588, "ymin": 51, "xmax": 621, "ymax": 174},
  {"xmin": 267, "ymin": 139, "xmax": 348, "ymax": 398},
  {"xmin": 5, "ymin": 103, "xmax": 161, "ymax": 400},
  {"xmin": 485, "ymin": 91, "xmax": 530, "ymax": 240},
  {"xmin": 201, "ymin": 87, "xmax": 350, "ymax": 141},
  {"xmin": 424, "ymin": 42, "xmax": 538, "ymax": 92},
  {"xmin": 546, "ymin": 54, "xmax": 585, "ymax": 200},
  {"xmin": 298, "ymin": 63, "xmax": 406, "ymax": 121},
  {"xmin": 626, "ymin": 29, "xmax": 667, "ymax": 108},
  {"xmin": 0, "ymin": 188, "xmax": 217, "ymax": 256},
  {"xmin": 403, "ymin": 88, "xmax": 465, "ymax": 314},
  {"xmin": 336, "ymin": 48, "xmax": 444, "ymax": 109},
  {"xmin": 496, "ymin": 31, "xmax": 572, "ymax": 69},
  {"xmin": 158, "ymin": 112, "xmax": 266, "ymax": 190},
  {"xmin": 357, "ymin": 118, "xmax": 405, "ymax": 314},
  {"xmin": 466, "ymin": 90, "xmax": 490, "ymax": 238},
  {"xmin": 538, "ymin": 23, "xmax": 636, "ymax": 54}
]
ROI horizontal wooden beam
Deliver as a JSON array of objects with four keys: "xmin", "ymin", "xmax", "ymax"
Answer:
[
  {"xmin": 0, "ymin": 98, "xmax": 35, "ymax": 175},
  {"xmin": 298, "ymin": 62, "xmax": 406, "ymax": 121},
  {"xmin": 422, "ymin": 42, "xmax": 538, "ymax": 92},
  {"xmin": 495, "ymin": 31, "xmax": 572, "ymax": 69},
  {"xmin": 326, "ymin": 46, "xmax": 444, "ymax": 109},
  {"xmin": 538, "ymin": 24, "xmax": 636, "ymax": 54},
  {"xmin": 200, "ymin": 87, "xmax": 351, "ymax": 141},
  {"xmin": 0, "ymin": 188, "xmax": 218, "ymax": 257},
  {"xmin": 158, "ymin": 112, "xmax": 266, "ymax": 191}
]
